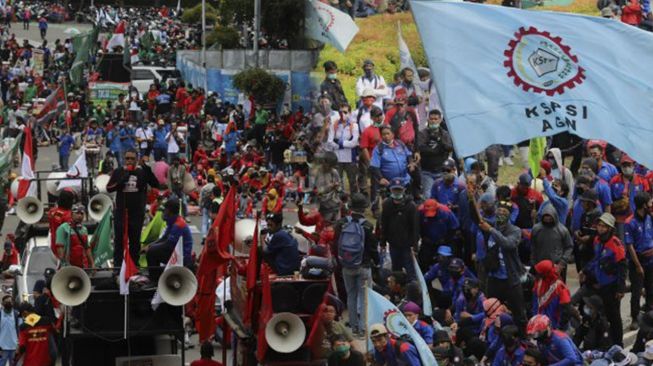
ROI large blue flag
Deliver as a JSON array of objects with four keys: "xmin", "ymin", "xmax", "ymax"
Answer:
[
  {"xmin": 411, "ymin": 0, "xmax": 653, "ymax": 168},
  {"xmin": 366, "ymin": 288, "xmax": 437, "ymax": 366},
  {"xmin": 412, "ymin": 253, "xmax": 433, "ymax": 317}
]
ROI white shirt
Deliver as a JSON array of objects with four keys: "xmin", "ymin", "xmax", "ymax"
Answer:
[
  {"xmin": 166, "ymin": 131, "xmax": 180, "ymax": 154},
  {"xmin": 326, "ymin": 119, "xmax": 359, "ymax": 164},
  {"xmin": 355, "ymin": 74, "xmax": 387, "ymax": 108},
  {"xmin": 350, "ymin": 106, "xmax": 374, "ymax": 132},
  {"xmin": 135, "ymin": 127, "xmax": 153, "ymax": 149}
]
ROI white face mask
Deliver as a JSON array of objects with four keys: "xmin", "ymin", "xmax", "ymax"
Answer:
[
  {"xmin": 583, "ymin": 306, "xmax": 592, "ymax": 316},
  {"xmin": 551, "ymin": 168, "xmax": 561, "ymax": 179}
]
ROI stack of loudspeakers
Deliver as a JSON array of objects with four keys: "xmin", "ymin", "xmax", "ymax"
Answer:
[
  {"xmin": 51, "ymin": 266, "xmax": 197, "ymax": 366},
  {"xmin": 263, "ymin": 279, "xmax": 329, "ymax": 363}
]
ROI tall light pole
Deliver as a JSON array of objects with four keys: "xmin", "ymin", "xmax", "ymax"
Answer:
[
  {"xmin": 201, "ymin": 0, "xmax": 208, "ymax": 92},
  {"xmin": 253, "ymin": 0, "xmax": 260, "ymax": 67}
]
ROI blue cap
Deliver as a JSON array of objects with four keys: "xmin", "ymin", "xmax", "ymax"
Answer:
[
  {"xmin": 389, "ymin": 178, "xmax": 405, "ymax": 190},
  {"xmin": 437, "ymin": 246, "xmax": 453, "ymax": 257}
]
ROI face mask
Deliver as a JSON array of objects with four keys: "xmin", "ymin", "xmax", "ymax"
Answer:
[
  {"xmin": 547, "ymin": 158, "xmax": 557, "ymax": 169},
  {"xmin": 444, "ymin": 173, "xmax": 455, "ymax": 185},
  {"xmin": 334, "ymin": 344, "xmax": 350, "ymax": 357},
  {"xmin": 599, "ymin": 232, "xmax": 611, "ymax": 242},
  {"xmin": 450, "ymin": 271, "xmax": 462, "ymax": 279},
  {"xmin": 428, "ymin": 123, "xmax": 440, "ymax": 131},
  {"xmin": 623, "ymin": 167, "xmax": 634, "ymax": 176},
  {"xmin": 583, "ymin": 306, "xmax": 592, "ymax": 316},
  {"xmin": 576, "ymin": 187, "xmax": 585, "ymax": 195},
  {"xmin": 579, "ymin": 168, "xmax": 594, "ymax": 178},
  {"xmin": 327, "ymin": 73, "xmax": 337, "ymax": 80},
  {"xmin": 373, "ymin": 121, "xmax": 383, "ymax": 128},
  {"xmin": 543, "ymin": 219, "xmax": 555, "ymax": 227},
  {"xmin": 3, "ymin": 303, "xmax": 11, "ymax": 311},
  {"xmin": 496, "ymin": 214, "xmax": 508, "ymax": 226},
  {"xmin": 364, "ymin": 69, "xmax": 373, "ymax": 78},
  {"xmin": 391, "ymin": 192, "xmax": 404, "ymax": 201}
]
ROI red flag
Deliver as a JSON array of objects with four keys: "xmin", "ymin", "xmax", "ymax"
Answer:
[
  {"xmin": 119, "ymin": 212, "xmax": 138, "ymax": 295},
  {"xmin": 17, "ymin": 127, "xmax": 35, "ymax": 199},
  {"xmin": 195, "ymin": 185, "xmax": 237, "ymax": 342},
  {"xmin": 305, "ymin": 281, "xmax": 333, "ymax": 356},
  {"xmin": 243, "ymin": 217, "xmax": 259, "ymax": 326},
  {"xmin": 107, "ymin": 21, "xmax": 126, "ymax": 51},
  {"xmin": 256, "ymin": 264, "xmax": 273, "ymax": 362},
  {"xmin": 37, "ymin": 87, "xmax": 65, "ymax": 125}
]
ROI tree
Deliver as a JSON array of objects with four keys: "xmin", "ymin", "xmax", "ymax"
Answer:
[{"xmin": 233, "ymin": 68, "xmax": 286, "ymax": 106}]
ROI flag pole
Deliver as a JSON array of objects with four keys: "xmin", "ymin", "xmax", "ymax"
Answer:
[{"xmin": 364, "ymin": 282, "xmax": 369, "ymax": 356}]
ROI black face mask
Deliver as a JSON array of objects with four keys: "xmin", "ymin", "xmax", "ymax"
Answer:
[
  {"xmin": 599, "ymin": 232, "xmax": 612, "ymax": 242},
  {"xmin": 3, "ymin": 303, "xmax": 12, "ymax": 311}
]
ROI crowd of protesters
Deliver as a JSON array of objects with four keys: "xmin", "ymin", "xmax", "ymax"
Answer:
[{"xmin": 0, "ymin": 1, "xmax": 651, "ymax": 365}]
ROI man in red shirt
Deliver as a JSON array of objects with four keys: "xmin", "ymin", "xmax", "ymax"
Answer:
[
  {"xmin": 14, "ymin": 303, "xmax": 53, "ymax": 366},
  {"xmin": 190, "ymin": 342, "xmax": 223, "ymax": 366},
  {"xmin": 47, "ymin": 190, "xmax": 74, "ymax": 259},
  {"xmin": 0, "ymin": 240, "xmax": 19, "ymax": 271},
  {"xmin": 360, "ymin": 106, "xmax": 384, "ymax": 212}
]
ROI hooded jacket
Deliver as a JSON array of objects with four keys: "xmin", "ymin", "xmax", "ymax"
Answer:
[
  {"xmin": 381, "ymin": 197, "xmax": 419, "ymax": 249},
  {"xmin": 487, "ymin": 222, "xmax": 525, "ymax": 286},
  {"xmin": 531, "ymin": 205, "xmax": 574, "ymax": 265},
  {"xmin": 532, "ymin": 260, "xmax": 571, "ymax": 329}
]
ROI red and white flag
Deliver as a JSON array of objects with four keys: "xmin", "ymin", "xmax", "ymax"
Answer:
[
  {"xmin": 58, "ymin": 149, "xmax": 88, "ymax": 191},
  {"xmin": 106, "ymin": 21, "xmax": 126, "ymax": 51},
  {"xmin": 119, "ymin": 212, "xmax": 138, "ymax": 295},
  {"xmin": 130, "ymin": 48, "xmax": 139, "ymax": 65},
  {"xmin": 36, "ymin": 87, "xmax": 66, "ymax": 126},
  {"xmin": 17, "ymin": 127, "xmax": 36, "ymax": 199}
]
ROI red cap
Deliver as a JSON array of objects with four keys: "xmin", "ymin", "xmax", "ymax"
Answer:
[
  {"xmin": 422, "ymin": 199, "xmax": 439, "ymax": 218},
  {"xmin": 621, "ymin": 154, "xmax": 635, "ymax": 164}
]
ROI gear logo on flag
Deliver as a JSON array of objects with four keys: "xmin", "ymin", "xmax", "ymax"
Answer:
[
  {"xmin": 383, "ymin": 309, "xmax": 412, "ymax": 337},
  {"xmin": 504, "ymin": 27, "xmax": 585, "ymax": 96}
]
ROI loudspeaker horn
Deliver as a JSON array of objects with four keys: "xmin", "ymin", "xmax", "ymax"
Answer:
[
  {"xmin": 157, "ymin": 266, "xmax": 198, "ymax": 306},
  {"xmin": 234, "ymin": 219, "xmax": 257, "ymax": 254},
  {"xmin": 51, "ymin": 266, "xmax": 91, "ymax": 306},
  {"xmin": 94, "ymin": 174, "xmax": 110, "ymax": 194},
  {"xmin": 88, "ymin": 194, "xmax": 113, "ymax": 222},
  {"xmin": 265, "ymin": 312, "xmax": 306, "ymax": 354},
  {"xmin": 182, "ymin": 172, "xmax": 196, "ymax": 194},
  {"xmin": 16, "ymin": 196, "xmax": 44, "ymax": 224},
  {"xmin": 46, "ymin": 172, "xmax": 67, "ymax": 196}
]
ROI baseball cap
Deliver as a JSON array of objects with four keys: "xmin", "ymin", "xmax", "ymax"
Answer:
[
  {"xmin": 422, "ymin": 199, "xmax": 438, "ymax": 218},
  {"xmin": 266, "ymin": 213, "xmax": 283, "ymax": 225},
  {"xmin": 369, "ymin": 323, "xmax": 387, "ymax": 337},
  {"xmin": 437, "ymin": 246, "xmax": 453, "ymax": 257},
  {"xmin": 361, "ymin": 88, "xmax": 376, "ymax": 98},
  {"xmin": 362, "ymin": 59, "xmax": 374, "ymax": 67},
  {"xmin": 518, "ymin": 173, "xmax": 533, "ymax": 186},
  {"xmin": 389, "ymin": 179, "xmax": 405, "ymax": 190}
]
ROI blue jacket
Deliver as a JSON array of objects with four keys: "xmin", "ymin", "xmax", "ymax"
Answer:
[
  {"xmin": 588, "ymin": 235, "xmax": 626, "ymax": 288},
  {"xmin": 154, "ymin": 127, "xmax": 169, "ymax": 149},
  {"xmin": 419, "ymin": 206, "xmax": 459, "ymax": 245},
  {"xmin": 224, "ymin": 131, "xmax": 240, "ymax": 154},
  {"xmin": 538, "ymin": 331, "xmax": 583, "ymax": 366},
  {"xmin": 120, "ymin": 127, "xmax": 136, "ymax": 150},
  {"xmin": 625, "ymin": 213, "xmax": 653, "ymax": 266},
  {"xmin": 264, "ymin": 230, "xmax": 301, "ymax": 276},
  {"xmin": 413, "ymin": 320, "xmax": 434, "ymax": 345},
  {"xmin": 59, "ymin": 134, "xmax": 74, "ymax": 156},
  {"xmin": 430, "ymin": 177, "xmax": 465, "ymax": 211},
  {"xmin": 107, "ymin": 130, "xmax": 122, "ymax": 153},
  {"xmin": 538, "ymin": 179, "xmax": 569, "ymax": 224},
  {"xmin": 370, "ymin": 140, "xmax": 411, "ymax": 185},
  {"xmin": 424, "ymin": 262, "xmax": 475, "ymax": 294},
  {"xmin": 373, "ymin": 338, "xmax": 422, "ymax": 366},
  {"xmin": 163, "ymin": 215, "xmax": 193, "ymax": 266},
  {"xmin": 454, "ymin": 293, "xmax": 485, "ymax": 335},
  {"xmin": 598, "ymin": 161, "xmax": 618, "ymax": 182},
  {"xmin": 493, "ymin": 345, "xmax": 526, "ymax": 366}
]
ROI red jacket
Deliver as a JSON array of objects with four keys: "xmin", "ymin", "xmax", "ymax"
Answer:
[{"xmin": 622, "ymin": 0, "xmax": 642, "ymax": 25}]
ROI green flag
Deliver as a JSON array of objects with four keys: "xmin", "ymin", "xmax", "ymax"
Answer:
[
  {"xmin": 90, "ymin": 209, "xmax": 113, "ymax": 267},
  {"xmin": 69, "ymin": 27, "xmax": 99, "ymax": 86},
  {"xmin": 528, "ymin": 137, "xmax": 547, "ymax": 178},
  {"xmin": 138, "ymin": 211, "xmax": 167, "ymax": 267},
  {"xmin": 141, "ymin": 31, "xmax": 154, "ymax": 51}
]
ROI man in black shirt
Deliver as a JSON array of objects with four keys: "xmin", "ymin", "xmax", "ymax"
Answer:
[
  {"xmin": 327, "ymin": 334, "xmax": 365, "ymax": 366},
  {"xmin": 418, "ymin": 109, "xmax": 453, "ymax": 198},
  {"xmin": 107, "ymin": 148, "xmax": 160, "ymax": 268}
]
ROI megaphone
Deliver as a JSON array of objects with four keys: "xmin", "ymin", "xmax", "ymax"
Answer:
[
  {"xmin": 16, "ymin": 197, "xmax": 44, "ymax": 224},
  {"xmin": 94, "ymin": 174, "xmax": 110, "ymax": 194},
  {"xmin": 157, "ymin": 266, "xmax": 198, "ymax": 306},
  {"xmin": 182, "ymin": 172, "xmax": 196, "ymax": 194},
  {"xmin": 51, "ymin": 266, "xmax": 91, "ymax": 306},
  {"xmin": 265, "ymin": 312, "xmax": 306, "ymax": 353},
  {"xmin": 46, "ymin": 172, "xmax": 67, "ymax": 196},
  {"xmin": 234, "ymin": 219, "xmax": 257, "ymax": 254},
  {"xmin": 88, "ymin": 194, "xmax": 113, "ymax": 222}
]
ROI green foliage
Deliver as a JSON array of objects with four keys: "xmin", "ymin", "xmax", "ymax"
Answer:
[
  {"xmin": 181, "ymin": 3, "xmax": 218, "ymax": 24},
  {"xmin": 218, "ymin": 0, "xmax": 254, "ymax": 26},
  {"xmin": 233, "ymin": 68, "xmax": 287, "ymax": 105},
  {"xmin": 206, "ymin": 26, "xmax": 241, "ymax": 49},
  {"xmin": 261, "ymin": 0, "xmax": 306, "ymax": 48}
]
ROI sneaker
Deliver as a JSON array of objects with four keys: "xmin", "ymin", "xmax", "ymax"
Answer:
[{"xmin": 504, "ymin": 157, "xmax": 515, "ymax": 166}]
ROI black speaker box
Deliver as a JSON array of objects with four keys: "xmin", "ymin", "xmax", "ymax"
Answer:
[
  {"xmin": 68, "ymin": 335, "xmax": 156, "ymax": 366},
  {"xmin": 76, "ymin": 289, "xmax": 183, "ymax": 334}
]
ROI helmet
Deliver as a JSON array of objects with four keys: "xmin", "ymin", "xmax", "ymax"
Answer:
[{"xmin": 527, "ymin": 314, "xmax": 551, "ymax": 340}]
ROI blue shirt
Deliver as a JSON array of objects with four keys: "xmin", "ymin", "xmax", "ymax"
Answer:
[
  {"xmin": 493, "ymin": 345, "xmax": 526, "ymax": 366},
  {"xmin": 538, "ymin": 331, "xmax": 583, "ymax": 366},
  {"xmin": 413, "ymin": 320, "xmax": 434, "ymax": 345},
  {"xmin": 431, "ymin": 177, "xmax": 465, "ymax": 211},
  {"xmin": 454, "ymin": 293, "xmax": 486, "ymax": 335},
  {"xmin": 154, "ymin": 127, "xmax": 169, "ymax": 149},
  {"xmin": 373, "ymin": 338, "xmax": 422, "ymax": 366},
  {"xmin": 538, "ymin": 179, "xmax": 569, "ymax": 224},
  {"xmin": 120, "ymin": 127, "xmax": 135, "ymax": 150},
  {"xmin": 370, "ymin": 141, "xmax": 411, "ymax": 185},
  {"xmin": 598, "ymin": 161, "xmax": 618, "ymax": 182},
  {"xmin": 0, "ymin": 310, "xmax": 18, "ymax": 351},
  {"xmin": 419, "ymin": 208, "xmax": 459, "ymax": 245},
  {"xmin": 156, "ymin": 93, "xmax": 171, "ymax": 105},
  {"xmin": 107, "ymin": 130, "xmax": 122, "ymax": 153},
  {"xmin": 59, "ymin": 134, "xmax": 74, "ymax": 156},
  {"xmin": 163, "ymin": 216, "xmax": 194, "ymax": 266},
  {"xmin": 592, "ymin": 179, "xmax": 613, "ymax": 211},
  {"xmin": 625, "ymin": 214, "xmax": 653, "ymax": 266}
]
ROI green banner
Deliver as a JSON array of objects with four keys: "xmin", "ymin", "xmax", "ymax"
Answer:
[
  {"xmin": 70, "ymin": 27, "xmax": 100, "ymax": 86},
  {"xmin": 91, "ymin": 209, "xmax": 113, "ymax": 267}
]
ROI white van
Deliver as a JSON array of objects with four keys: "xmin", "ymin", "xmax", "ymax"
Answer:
[{"xmin": 131, "ymin": 66, "xmax": 180, "ymax": 97}]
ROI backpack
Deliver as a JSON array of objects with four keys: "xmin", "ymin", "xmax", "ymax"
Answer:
[
  {"xmin": 338, "ymin": 216, "xmax": 366, "ymax": 269},
  {"xmin": 390, "ymin": 110, "xmax": 415, "ymax": 145}
]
